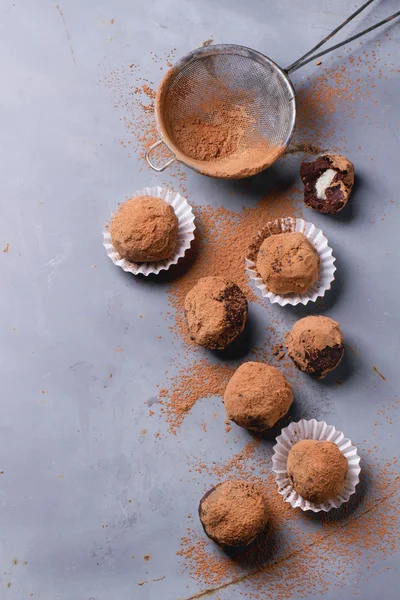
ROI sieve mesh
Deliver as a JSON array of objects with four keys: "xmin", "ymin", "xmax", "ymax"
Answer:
[{"xmin": 156, "ymin": 45, "xmax": 296, "ymax": 178}]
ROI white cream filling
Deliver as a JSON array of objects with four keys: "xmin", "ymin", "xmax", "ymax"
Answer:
[{"xmin": 315, "ymin": 169, "xmax": 337, "ymax": 200}]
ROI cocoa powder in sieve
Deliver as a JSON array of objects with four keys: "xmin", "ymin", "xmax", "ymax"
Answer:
[{"xmin": 171, "ymin": 103, "xmax": 245, "ymax": 161}]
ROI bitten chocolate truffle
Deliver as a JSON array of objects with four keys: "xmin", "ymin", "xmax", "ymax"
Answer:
[
  {"xmin": 184, "ymin": 277, "xmax": 248, "ymax": 350},
  {"xmin": 287, "ymin": 440, "xmax": 348, "ymax": 503},
  {"xmin": 285, "ymin": 315, "xmax": 344, "ymax": 379},
  {"xmin": 224, "ymin": 362, "xmax": 293, "ymax": 431},
  {"xmin": 300, "ymin": 154, "xmax": 354, "ymax": 214},
  {"xmin": 110, "ymin": 196, "xmax": 178, "ymax": 262},
  {"xmin": 256, "ymin": 232, "xmax": 320, "ymax": 295},
  {"xmin": 198, "ymin": 480, "xmax": 268, "ymax": 548}
]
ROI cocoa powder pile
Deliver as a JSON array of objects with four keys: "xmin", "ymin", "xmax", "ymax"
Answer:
[
  {"xmin": 199, "ymin": 480, "xmax": 269, "ymax": 548},
  {"xmin": 286, "ymin": 315, "xmax": 344, "ymax": 378},
  {"xmin": 287, "ymin": 440, "xmax": 348, "ymax": 503},
  {"xmin": 169, "ymin": 103, "xmax": 284, "ymax": 179},
  {"xmin": 224, "ymin": 362, "xmax": 293, "ymax": 432},
  {"xmin": 256, "ymin": 232, "xmax": 320, "ymax": 295},
  {"xmin": 110, "ymin": 196, "xmax": 178, "ymax": 262},
  {"xmin": 170, "ymin": 102, "xmax": 246, "ymax": 161},
  {"xmin": 158, "ymin": 360, "xmax": 235, "ymax": 434},
  {"xmin": 184, "ymin": 276, "xmax": 248, "ymax": 350}
]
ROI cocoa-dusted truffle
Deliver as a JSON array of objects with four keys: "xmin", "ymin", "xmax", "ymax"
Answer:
[
  {"xmin": 256, "ymin": 232, "xmax": 320, "ymax": 295},
  {"xmin": 287, "ymin": 440, "xmax": 348, "ymax": 503},
  {"xmin": 198, "ymin": 480, "xmax": 268, "ymax": 548},
  {"xmin": 286, "ymin": 315, "xmax": 344, "ymax": 379},
  {"xmin": 300, "ymin": 154, "xmax": 354, "ymax": 214},
  {"xmin": 224, "ymin": 362, "xmax": 293, "ymax": 431},
  {"xmin": 184, "ymin": 277, "xmax": 248, "ymax": 350},
  {"xmin": 110, "ymin": 196, "xmax": 178, "ymax": 262}
]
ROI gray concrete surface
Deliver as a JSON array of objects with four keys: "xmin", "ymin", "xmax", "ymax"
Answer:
[{"xmin": 0, "ymin": 1, "xmax": 399, "ymax": 599}]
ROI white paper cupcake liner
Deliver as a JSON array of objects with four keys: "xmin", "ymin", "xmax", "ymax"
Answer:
[
  {"xmin": 272, "ymin": 419, "xmax": 361, "ymax": 513},
  {"xmin": 245, "ymin": 217, "xmax": 336, "ymax": 306},
  {"xmin": 103, "ymin": 186, "xmax": 195, "ymax": 276}
]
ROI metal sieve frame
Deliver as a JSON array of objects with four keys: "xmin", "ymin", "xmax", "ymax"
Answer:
[
  {"xmin": 145, "ymin": 44, "xmax": 296, "ymax": 177},
  {"xmin": 145, "ymin": 5, "xmax": 399, "ymax": 177}
]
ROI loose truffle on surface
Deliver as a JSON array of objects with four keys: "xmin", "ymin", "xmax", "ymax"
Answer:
[
  {"xmin": 300, "ymin": 154, "xmax": 354, "ymax": 214},
  {"xmin": 184, "ymin": 277, "xmax": 248, "ymax": 350},
  {"xmin": 287, "ymin": 440, "xmax": 348, "ymax": 503},
  {"xmin": 256, "ymin": 232, "xmax": 320, "ymax": 295},
  {"xmin": 198, "ymin": 480, "xmax": 268, "ymax": 547},
  {"xmin": 224, "ymin": 362, "xmax": 293, "ymax": 431},
  {"xmin": 285, "ymin": 315, "xmax": 344, "ymax": 379},
  {"xmin": 110, "ymin": 196, "xmax": 178, "ymax": 262}
]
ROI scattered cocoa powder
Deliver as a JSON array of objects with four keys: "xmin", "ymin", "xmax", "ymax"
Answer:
[
  {"xmin": 287, "ymin": 440, "xmax": 348, "ymax": 503},
  {"xmin": 199, "ymin": 480, "xmax": 269, "ymax": 548},
  {"xmin": 158, "ymin": 360, "xmax": 235, "ymax": 434},
  {"xmin": 224, "ymin": 362, "xmax": 293, "ymax": 432},
  {"xmin": 293, "ymin": 44, "xmax": 393, "ymax": 152}
]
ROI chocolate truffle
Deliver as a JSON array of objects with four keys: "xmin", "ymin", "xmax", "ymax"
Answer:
[
  {"xmin": 184, "ymin": 277, "xmax": 248, "ymax": 350},
  {"xmin": 287, "ymin": 440, "xmax": 348, "ymax": 503},
  {"xmin": 198, "ymin": 480, "xmax": 268, "ymax": 547},
  {"xmin": 110, "ymin": 196, "xmax": 178, "ymax": 262},
  {"xmin": 285, "ymin": 315, "xmax": 344, "ymax": 379},
  {"xmin": 256, "ymin": 232, "xmax": 320, "ymax": 295},
  {"xmin": 224, "ymin": 362, "xmax": 293, "ymax": 431},
  {"xmin": 300, "ymin": 154, "xmax": 354, "ymax": 214}
]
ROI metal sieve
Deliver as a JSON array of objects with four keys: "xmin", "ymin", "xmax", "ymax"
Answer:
[{"xmin": 146, "ymin": 1, "xmax": 399, "ymax": 179}]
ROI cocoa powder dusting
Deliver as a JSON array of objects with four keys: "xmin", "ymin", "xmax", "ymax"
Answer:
[{"xmin": 159, "ymin": 360, "xmax": 235, "ymax": 435}]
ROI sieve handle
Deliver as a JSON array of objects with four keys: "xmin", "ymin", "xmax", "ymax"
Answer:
[
  {"xmin": 145, "ymin": 139, "xmax": 175, "ymax": 172},
  {"xmin": 285, "ymin": 1, "xmax": 399, "ymax": 74}
]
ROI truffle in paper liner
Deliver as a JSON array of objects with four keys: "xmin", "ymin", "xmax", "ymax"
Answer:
[
  {"xmin": 103, "ymin": 186, "xmax": 195, "ymax": 276},
  {"xmin": 245, "ymin": 217, "xmax": 336, "ymax": 306},
  {"xmin": 272, "ymin": 419, "xmax": 361, "ymax": 513}
]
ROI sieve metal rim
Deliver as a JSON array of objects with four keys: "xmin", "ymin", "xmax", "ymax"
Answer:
[{"xmin": 147, "ymin": 44, "xmax": 296, "ymax": 178}]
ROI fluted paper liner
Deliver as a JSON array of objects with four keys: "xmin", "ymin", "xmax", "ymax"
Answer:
[
  {"xmin": 103, "ymin": 186, "xmax": 195, "ymax": 276},
  {"xmin": 272, "ymin": 419, "xmax": 361, "ymax": 513},
  {"xmin": 245, "ymin": 217, "xmax": 336, "ymax": 306}
]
